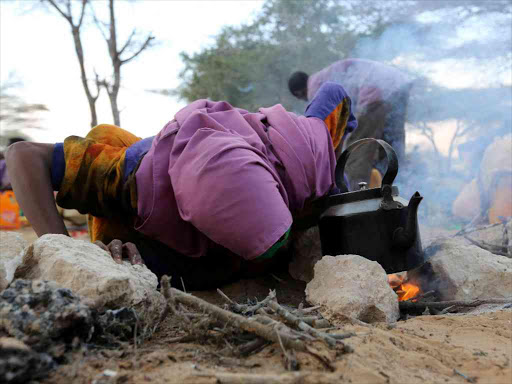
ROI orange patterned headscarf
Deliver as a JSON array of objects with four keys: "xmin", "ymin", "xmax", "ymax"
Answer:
[{"xmin": 56, "ymin": 124, "xmax": 141, "ymax": 244}]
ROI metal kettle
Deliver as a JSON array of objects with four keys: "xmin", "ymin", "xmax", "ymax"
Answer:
[{"xmin": 318, "ymin": 138, "xmax": 425, "ymax": 273}]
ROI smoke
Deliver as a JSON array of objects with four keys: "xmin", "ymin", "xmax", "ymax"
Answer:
[{"xmin": 347, "ymin": 7, "xmax": 512, "ymax": 228}]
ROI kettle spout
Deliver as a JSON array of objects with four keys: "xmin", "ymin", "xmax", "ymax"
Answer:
[{"xmin": 392, "ymin": 191, "xmax": 423, "ymax": 248}]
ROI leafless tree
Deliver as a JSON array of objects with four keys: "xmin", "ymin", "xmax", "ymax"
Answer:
[
  {"xmin": 43, "ymin": 0, "xmax": 154, "ymax": 127},
  {"xmin": 44, "ymin": 0, "xmax": 100, "ymax": 128},
  {"xmin": 93, "ymin": 0, "xmax": 155, "ymax": 126}
]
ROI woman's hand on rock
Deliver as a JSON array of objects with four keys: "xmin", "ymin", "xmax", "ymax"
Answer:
[{"xmin": 94, "ymin": 239, "xmax": 144, "ymax": 265}]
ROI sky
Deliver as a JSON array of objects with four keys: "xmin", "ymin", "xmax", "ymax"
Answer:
[
  {"xmin": 1, "ymin": 0, "xmax": 511, "ymax": 154},
  {"xmin": 0, "ymin": 0, "xmax": 264, "ymax": 143}
]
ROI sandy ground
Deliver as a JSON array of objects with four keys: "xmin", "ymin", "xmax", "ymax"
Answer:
[
  {"xmin": 4, "ymin": 226, "xmax": 511, "ymax": 384},
  {"xmin": 44, "ymin": 277, "xmax": 511, "ymax": 384}
]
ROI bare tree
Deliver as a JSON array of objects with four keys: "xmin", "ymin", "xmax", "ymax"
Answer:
[
  {"xmin": 93, "ymin": 0, "xmax": 154, "ymax": 126},
  {"xmin": 44, "ymin": 0, "xmax": 100, "ymax": 128}
]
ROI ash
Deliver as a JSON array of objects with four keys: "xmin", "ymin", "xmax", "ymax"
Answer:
[
  {"xmin": 0, "ymin": 279, "xmax": 94, "ymax": 354},
  {"xmin": 0, "ymin": 279, "xmax": 95, "ymax": 383},
  {"xmin": 0, "ymin": 338, "xmax": 55, "ymax": 384},
  {"xmin": 0, "ymin": 279, "xmax": 143, "ymax": 383}
]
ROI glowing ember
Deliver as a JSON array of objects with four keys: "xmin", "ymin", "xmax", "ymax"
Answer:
[{"xmin": 388, "ymin": 273, "xmax": 421, "ymax": 301}]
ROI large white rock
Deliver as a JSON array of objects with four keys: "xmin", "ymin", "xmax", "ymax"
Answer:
[
  {"xmin": 0, "ymin": 232, "xmax": 28, "ymax": 291},
  {"xmin": 306, "ymin": 255, "xmax": 400, "ymax": 324},
  {"xmin": 288, "ymin": 226, "xmax": 323, "ymax": 283},
  {"xmin": 15, "ymin": 234, "xmax": 165, "ymax": 323},
  {"xmin": 410, "ymin": 237, "xmax": 512, "ymax": 301}
]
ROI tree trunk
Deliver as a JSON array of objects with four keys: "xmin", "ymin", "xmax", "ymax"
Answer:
[{"xmin": 107, "ymin": 0, "xmax": 121, "ymax": 126}]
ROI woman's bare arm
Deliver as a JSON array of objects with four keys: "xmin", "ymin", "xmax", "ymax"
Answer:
[
  {"xmin": 5, "ymin": 142, "xmax": 69, "ymax": 237},
  {"xmin": 6, "ymin": 141, "xmax": 143, "ymax": 265}
]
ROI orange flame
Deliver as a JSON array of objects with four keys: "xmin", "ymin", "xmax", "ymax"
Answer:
[{"xmin": 388, "ymin": 273, "xmax": 421, "ymax": 301}]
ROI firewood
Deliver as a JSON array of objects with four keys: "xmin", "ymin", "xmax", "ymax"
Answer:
[
  {"xmin": 399, "ymin": 298, "xmax": 512, "ymax": 311},
  {"xmin": 266, "ymin": 296, "xmax": 340, "ymax": 348},
  {"xmin": 194, "ymin": 372, "xmax": 310, "ymax": 384},
  {"xmin": 161, "ymin": 277, "xmax": 324, "ymax": 354}
]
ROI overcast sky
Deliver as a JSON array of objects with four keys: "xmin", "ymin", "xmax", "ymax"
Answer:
[
  {"xmin": 0, "ymin": 0, "xmax": 263, "ymax": 142},
  {"xmin": 1, "ymin": 0, "xmax": 510, "ymax": 154}
]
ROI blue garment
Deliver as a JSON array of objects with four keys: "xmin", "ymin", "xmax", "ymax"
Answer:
[
  {"xmin": 123, "ymin": 136, "xmax": 155, "ymax": 180},
  {"xmin": 304, "ymin": 82, "xmax": 358, "ymax": 134}
]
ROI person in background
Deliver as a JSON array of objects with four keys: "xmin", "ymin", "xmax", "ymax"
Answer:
[
  {"xmin": 289, "ymin": 58, "xmax": 413, "ymax": 190},
  {"xmin": 6, "ymin": 82, "xmax": 357, "ymax": 290},
  {"xmin": 0, "ymin": 137, "xmax": 25, "ymax": 191},
  {"xmin": 0, "ymin": 137, "xmax": 26, "ymax": 190},
  {"xmin": 452, "ymin": 134, "xmax": 512, "ymax": 225}
]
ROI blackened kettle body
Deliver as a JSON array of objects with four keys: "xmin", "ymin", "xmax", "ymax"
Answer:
[{"xmin": 318, "ymin": 138, "xmax": 425, "ymax": 274}]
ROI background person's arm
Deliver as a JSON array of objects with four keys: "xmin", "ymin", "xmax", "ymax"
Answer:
[{"xmin": 5, "ymin": 141, "xmax": 69, "ymax": 237}]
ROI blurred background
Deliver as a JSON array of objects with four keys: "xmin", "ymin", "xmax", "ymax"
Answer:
[{"xmin": 1, "ymin": 0, "xmax": 511, "ymax": 231}]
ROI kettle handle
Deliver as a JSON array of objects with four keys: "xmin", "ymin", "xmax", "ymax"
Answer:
[{"xmin": 335, "ymin": 138, "xmax": 398, "ymax": 191}]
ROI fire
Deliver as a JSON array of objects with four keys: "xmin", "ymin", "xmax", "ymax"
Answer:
[{"xmin": 388, "ymin": 273, "xmax": 421, "ymax": 301}]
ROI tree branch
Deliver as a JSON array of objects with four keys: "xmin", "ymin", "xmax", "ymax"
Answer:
[
  {"xmin": 91, "ymin": 7, "xmax": 109, "ymax": 41},
  {"xmin": 77, "ymin": 0, "xmax": 88, "ymax": 28},
  {"xmin": 46, "ymin": 0, "xmax": 72, "ymax": 23},
  {"xmin": 119, "ymin": 29, "xmax": 137, "ymax": 56},
  {"xmin": 121, "ymin": 35, "xmax": 155, "ymax": 64}
]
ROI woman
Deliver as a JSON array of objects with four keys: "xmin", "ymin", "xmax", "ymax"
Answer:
[{"xmin": 6, "ymin": 82, "xmax": 357, "ymax": 289}]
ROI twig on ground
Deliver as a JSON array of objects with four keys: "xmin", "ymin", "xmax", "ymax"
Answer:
[
  {"xmin": 167, "ymin": 335, "xmax": 197, "ymax": 344},
  {"xmin": 297, "ymin": 305, "xmax": 321, "ymax": 314},
  {"xmin": 276, "ymin": 329, "xmax": 299, "ymax": 371},
  {"xmin": 164, "ymin": 283, "xmax": 317, "ymax": 353},
  {"xmin": 266, "ymin": 294, "xmax": 340, "ymax": 348},
  {"xmin": 453, "ymin": 369, "xmax": 477, "ymax": 383},
  {"xmin": 194, "ymin": 372, "xmax": 310, "ymax": 384},
  {"xmin": 329, "ymin": 332, "xmax": 357, "ymax": 340},
  {"xmin": 439, "ymin": 305, "xmax": 456, "ymax": 315},
  {"xmin": 399, "ymin": 298, "xmax": 512, "ymax": 311},
  {"xmin": 299, "ymin": 316, "xmax": 331, "ymax": 329},
  {"xmin": 238, "ymin": 338, "xmax": 268, "ymax": 356},
  {"xmin": 242, "ymin": 291, "xmax": 276, "ymax": 315},
  {"xmin": 161, "ymin": 275, "xmax": 176, "ymax": 315},
  {"xmin": 217, "ymin": 289, "xmax": 245, "ymax": 312}
]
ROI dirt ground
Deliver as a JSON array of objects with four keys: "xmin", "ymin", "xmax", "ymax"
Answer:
[
  {"xmin": 6, "ymin": 226, "xmax": 512, "ymax": 384},
  {"xmin": 43, "ymin": 274, "xmax": 511, "ymax": 384}
]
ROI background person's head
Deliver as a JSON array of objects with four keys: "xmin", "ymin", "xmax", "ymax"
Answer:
[{"xmin": 288, "ymin": 71, "xmax": 309, "ymax": 101}]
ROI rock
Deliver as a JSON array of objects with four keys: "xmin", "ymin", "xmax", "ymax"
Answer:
[
  {"xmin": 0, "ymin": 337, "xmax": 55, "ymax": 384},
  {"xmin": 409, "ymin": 237, "xmax": 512, "ymax": 301},
  {"xmin": 0, "ymin": 232, "xmax": 28, "ymax": 291},
  {"xmin": 305, "ymin": 255, "xmax": 400, "ymax": 324},
  {"xmin": 457, "ymin": 221, "xmax": 511, "ymax": 258},
  {"xmin": 288, "ymin": 226, "xmax": 323, "ymax": 283},
  {"xmin": 15, "ymin": 234, "xmax": 166, "ymax": 323},
  {"xmin": 0, "ymin": 279, "xmax": 94, "ymax": 355}
]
